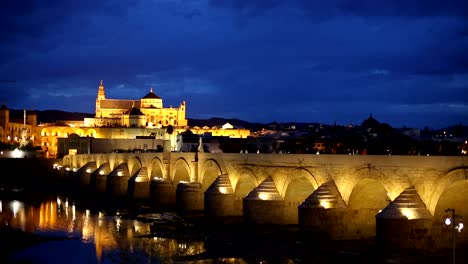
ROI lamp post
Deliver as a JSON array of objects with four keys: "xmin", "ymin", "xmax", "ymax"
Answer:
[{"xmin": 445, "ymin": 208, "xmax": 463, "ymax": 264}]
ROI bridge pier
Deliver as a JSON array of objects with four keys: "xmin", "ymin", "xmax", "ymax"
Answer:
[
  {"xmin": 176, "ymin": 182, "xmax": 204, "ymax": 213},
  {"xmin": 76, "ymin": 162, "xmax": 97, "ymax": 191},
  {"xmin": 375, "ymin": 186, "xmax": 434, "ymax": 251},
  {"xmin": 243, "ymin": 199, "xmax": 286, "ymax": 225},
  {"xmin": 106, "ymin": 163, "xmax": 131, "ymax": 197},
  {"xmin": 299, "ymin": 207, "xmax": 377, "ymax": 240},
  {"xmin": 149, "ymin": 179, "xmax": 176, "ymax": 210},
  {"xmin": 107, "ymin": 174, "xmax": 130, "ymax": 197},
  {"xmin": 204, "ymin": 174, "xmax": 239, "ymax": 218},
  {"xmin": 128, "ymin": 167, "xmax": 150, "ymax": 200},
  {"xmin": 90, "ymin": 172, "xmax": 107, "ymax": 193}
]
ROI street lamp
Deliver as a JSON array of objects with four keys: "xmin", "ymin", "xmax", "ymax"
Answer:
[{"xmin": 445, "ymin": 208, "xmax": 463, "ymax": 264}]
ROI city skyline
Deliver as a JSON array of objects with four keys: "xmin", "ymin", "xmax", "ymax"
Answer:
[{"xmin": 1, "ymin": 0, "xmax": 467, "ymax": 129}]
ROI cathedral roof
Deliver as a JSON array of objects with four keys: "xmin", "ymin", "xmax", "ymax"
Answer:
[
  {"xmin": 142, "ymin": 87, "xmax": 161, "ymax": 99},
  {"xmin": 125, "ymin": 107, "xmax": 144, "ymax": 116},
  {"xmin": 100, "ymin": 99, "xmax": 141, "ymax": 110}
]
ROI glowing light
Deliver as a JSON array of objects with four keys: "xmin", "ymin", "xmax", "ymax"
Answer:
[
  {"xmin": 400, "ymin": 208, "xmax": 416, "ymax": 220},
  {"xmin": 86, "ymin": 168, "xmax": 92, "ymax": 173},
  {"xmin": 117, "ymin": 171, "xmax": 123, "ymax": 176},
  {"xmin": 86, "ymin": 209, "xmax": 90, "ymax": 218},
  {"xmin": 135, "ymin": 176, "xmax": 148, "ymax": 182},
  {"xmin": 72, "ymin": 168, "xmax": 78, "ymax": 172},
  {"xmin": 218, "ymin": 187, "xmax": 229, "ymax": 194},
  {"xmin": 116, "ymin": 217, "xmax": 121, "ymax": 231},
  {"xmin": 320, "ymin": 200, "xmax": 331, "ymax": 209},
  {"xmin": 10, "ymin": 200, "xmax": 22, "ymax": 218},
  {"xmin": 12, "ymin": 148, "xmax": 23, "ymax": 158},
  {"xmin": 258, "ymin": 192, "xmax": 269, "ymax": 200},
  {"xmin": 178, "ymin": 243, "xmax": 187, "ymax": 249},
  {"xmin": 99, "ymin": 170, "xmax": 105, "ymax": 175},
  {"xmin": 65, "ymin": 167, "xmax": 71, "ymax": 171},
  {"xmin": 457, "ymin": 223, "xmax": 464, "ymax": 232},
  {"xmin": 57, "ymin": 197, "xmax": 61, "ymax": 206},
  {"xmin": 0, "ymin": 200, "xmax": 2, "ymax": 212},
  {"xmin": 445, "ymin": 218, "xmax": 452, "ymax": 226},
  {"xmin": 153, "ymin": 177, "xmax": 163, "ymax": 181}
]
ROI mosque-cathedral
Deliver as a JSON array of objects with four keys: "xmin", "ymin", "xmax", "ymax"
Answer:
[
  {"xmin": 88, "ymin": 80, "xmax": 188, "ymax": 128},
  {"xmin": 0, "ymin": 80, "xmax": 250, "ymax": 158}
]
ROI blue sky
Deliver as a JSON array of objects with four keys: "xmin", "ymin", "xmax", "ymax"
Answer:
[{"xmin": 1, "ymin": 0, "xmax": 467, "ymax": 129}]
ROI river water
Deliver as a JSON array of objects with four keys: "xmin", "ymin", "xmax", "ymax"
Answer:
[{"xmin": 1, "ymin": 186, "xmax": 388, "ymax": 264}]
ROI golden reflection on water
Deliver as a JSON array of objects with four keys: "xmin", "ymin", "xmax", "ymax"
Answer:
[{"xmin": 0, "ymin": 196, "xmax": 207, "ymax": 263}]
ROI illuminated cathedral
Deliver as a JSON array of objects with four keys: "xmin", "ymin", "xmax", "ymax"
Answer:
[{"xmin": 85, "ymin": 80, "xmax": 187, "ymax": 128}]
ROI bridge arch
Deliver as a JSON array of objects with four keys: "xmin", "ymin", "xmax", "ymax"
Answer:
[
  {"xmin": 234, "ymin": 167, "xmax": 260, "ymax": 199},
  {"xmin": 149, "ymin": 157, "xmax": 165, "ymax": 180},
  {"xmin": 346, "ymin": 167, "xmax": 391, "ymax": 210},
  {"xmin": 282, "ymin": 167, "xmax": 319, "ymax": 202},
  {"xmin": 172, "ymin": 158, "xmax": 191, "ymax": 184},
  {"xmin": 200, "ymin": 159, "xmax": 223, "ymax": 192},
  {"xmin": 95, "ymin": 154, "xmax": 110, "ymax": 168},
  {"xmin": 127, "ymin": 157, "xmax": 142, "ymax": 177},
  {"xmin": 429, "ymin": 167, "xmax": 468, "ymax": 216},
  {"xmin": 347, "ymin": 178, "xmax": 389, "ymax": 210},
  {"xmin": 95, "ymin": 162, "xmax": 111, "ymax": 175}
]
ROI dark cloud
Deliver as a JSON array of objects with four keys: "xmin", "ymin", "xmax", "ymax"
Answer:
[
  {"xmin": 210, "ymin": 0, "xmax": 468, "ymax": 18},
  {"xmin": 1, "ymin": 0, "xmax": 467, "ymax": 129}
]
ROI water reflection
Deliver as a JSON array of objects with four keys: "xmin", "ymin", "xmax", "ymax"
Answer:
[{"xmin": 1, "ymin": 195, "xmax": 207, "ymax": 263}]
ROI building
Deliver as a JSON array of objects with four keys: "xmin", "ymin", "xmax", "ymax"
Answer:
[
  {"xmin": 0, "ymin": 104, "xmax": 38, "ymax": 147},
  {"xmin": 85, "ymin": 80, "xmax": 187, "ymax": 128}
]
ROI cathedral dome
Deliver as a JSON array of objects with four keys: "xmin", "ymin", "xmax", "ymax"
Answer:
[{"xmin": 142, "ymin": 87, "xmax": 161, "ymax": 99}]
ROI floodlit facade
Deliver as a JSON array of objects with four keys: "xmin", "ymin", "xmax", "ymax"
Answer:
[
  {"xmin": 85, "ymin": 80, "xmax": 187, "ymax": 128},
  {"xmin": 0, "ymin": 104, "xmax": 38, "ymax": 148}
]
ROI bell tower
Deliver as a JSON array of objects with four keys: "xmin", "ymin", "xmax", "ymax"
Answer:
[{"xmin": 95, "ymin": 80, "xmax": 106, "ymax": 117}]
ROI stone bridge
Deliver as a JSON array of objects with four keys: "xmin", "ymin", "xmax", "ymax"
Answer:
[{"xmin": 58, "ymin": 151, "xmax": 468, "ymax": 249}]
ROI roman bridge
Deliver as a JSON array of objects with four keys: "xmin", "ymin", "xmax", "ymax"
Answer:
[{"xmin": 57, "ymin": 151, "xmax": 468, "ymax": 248}]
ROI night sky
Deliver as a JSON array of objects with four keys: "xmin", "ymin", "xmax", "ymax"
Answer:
[{"xmin": 1, "ymin": 0, "xmax": 467, "ymax": 129}]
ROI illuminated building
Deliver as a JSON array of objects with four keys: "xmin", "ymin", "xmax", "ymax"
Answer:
[
  {"xmin": 85, "ymin": 80, "xmax": 187, "ymax": 128},
  {"xmin": 0, "ymin": 104, "xmax": 38, "ymax": 148}
]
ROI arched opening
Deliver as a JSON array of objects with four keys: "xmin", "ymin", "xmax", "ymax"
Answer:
[
  {"xmin": 433, "ymin": 180, "xmax": 468, "ymax": 247},
  {"xmin": 172, "ymin": 158, "xmax": 191, "ymax": 185},
  {"xmin": 149, "ymin": 158, "xmax": 164, "ymax": 180},
  {"xmin": 201, "ymin": 159, "xmax": 222, "ymax": 192},
  {"xmin": 128, "ymin": 157, "xmax": 142, "ymax": 177},
  {"xmin": 348, "ymin": 178, "xmax": 389, "ymax": 210},
  {"xmin": 283, "ymin": 168, "xmax": 317, "ymax": 224}
]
